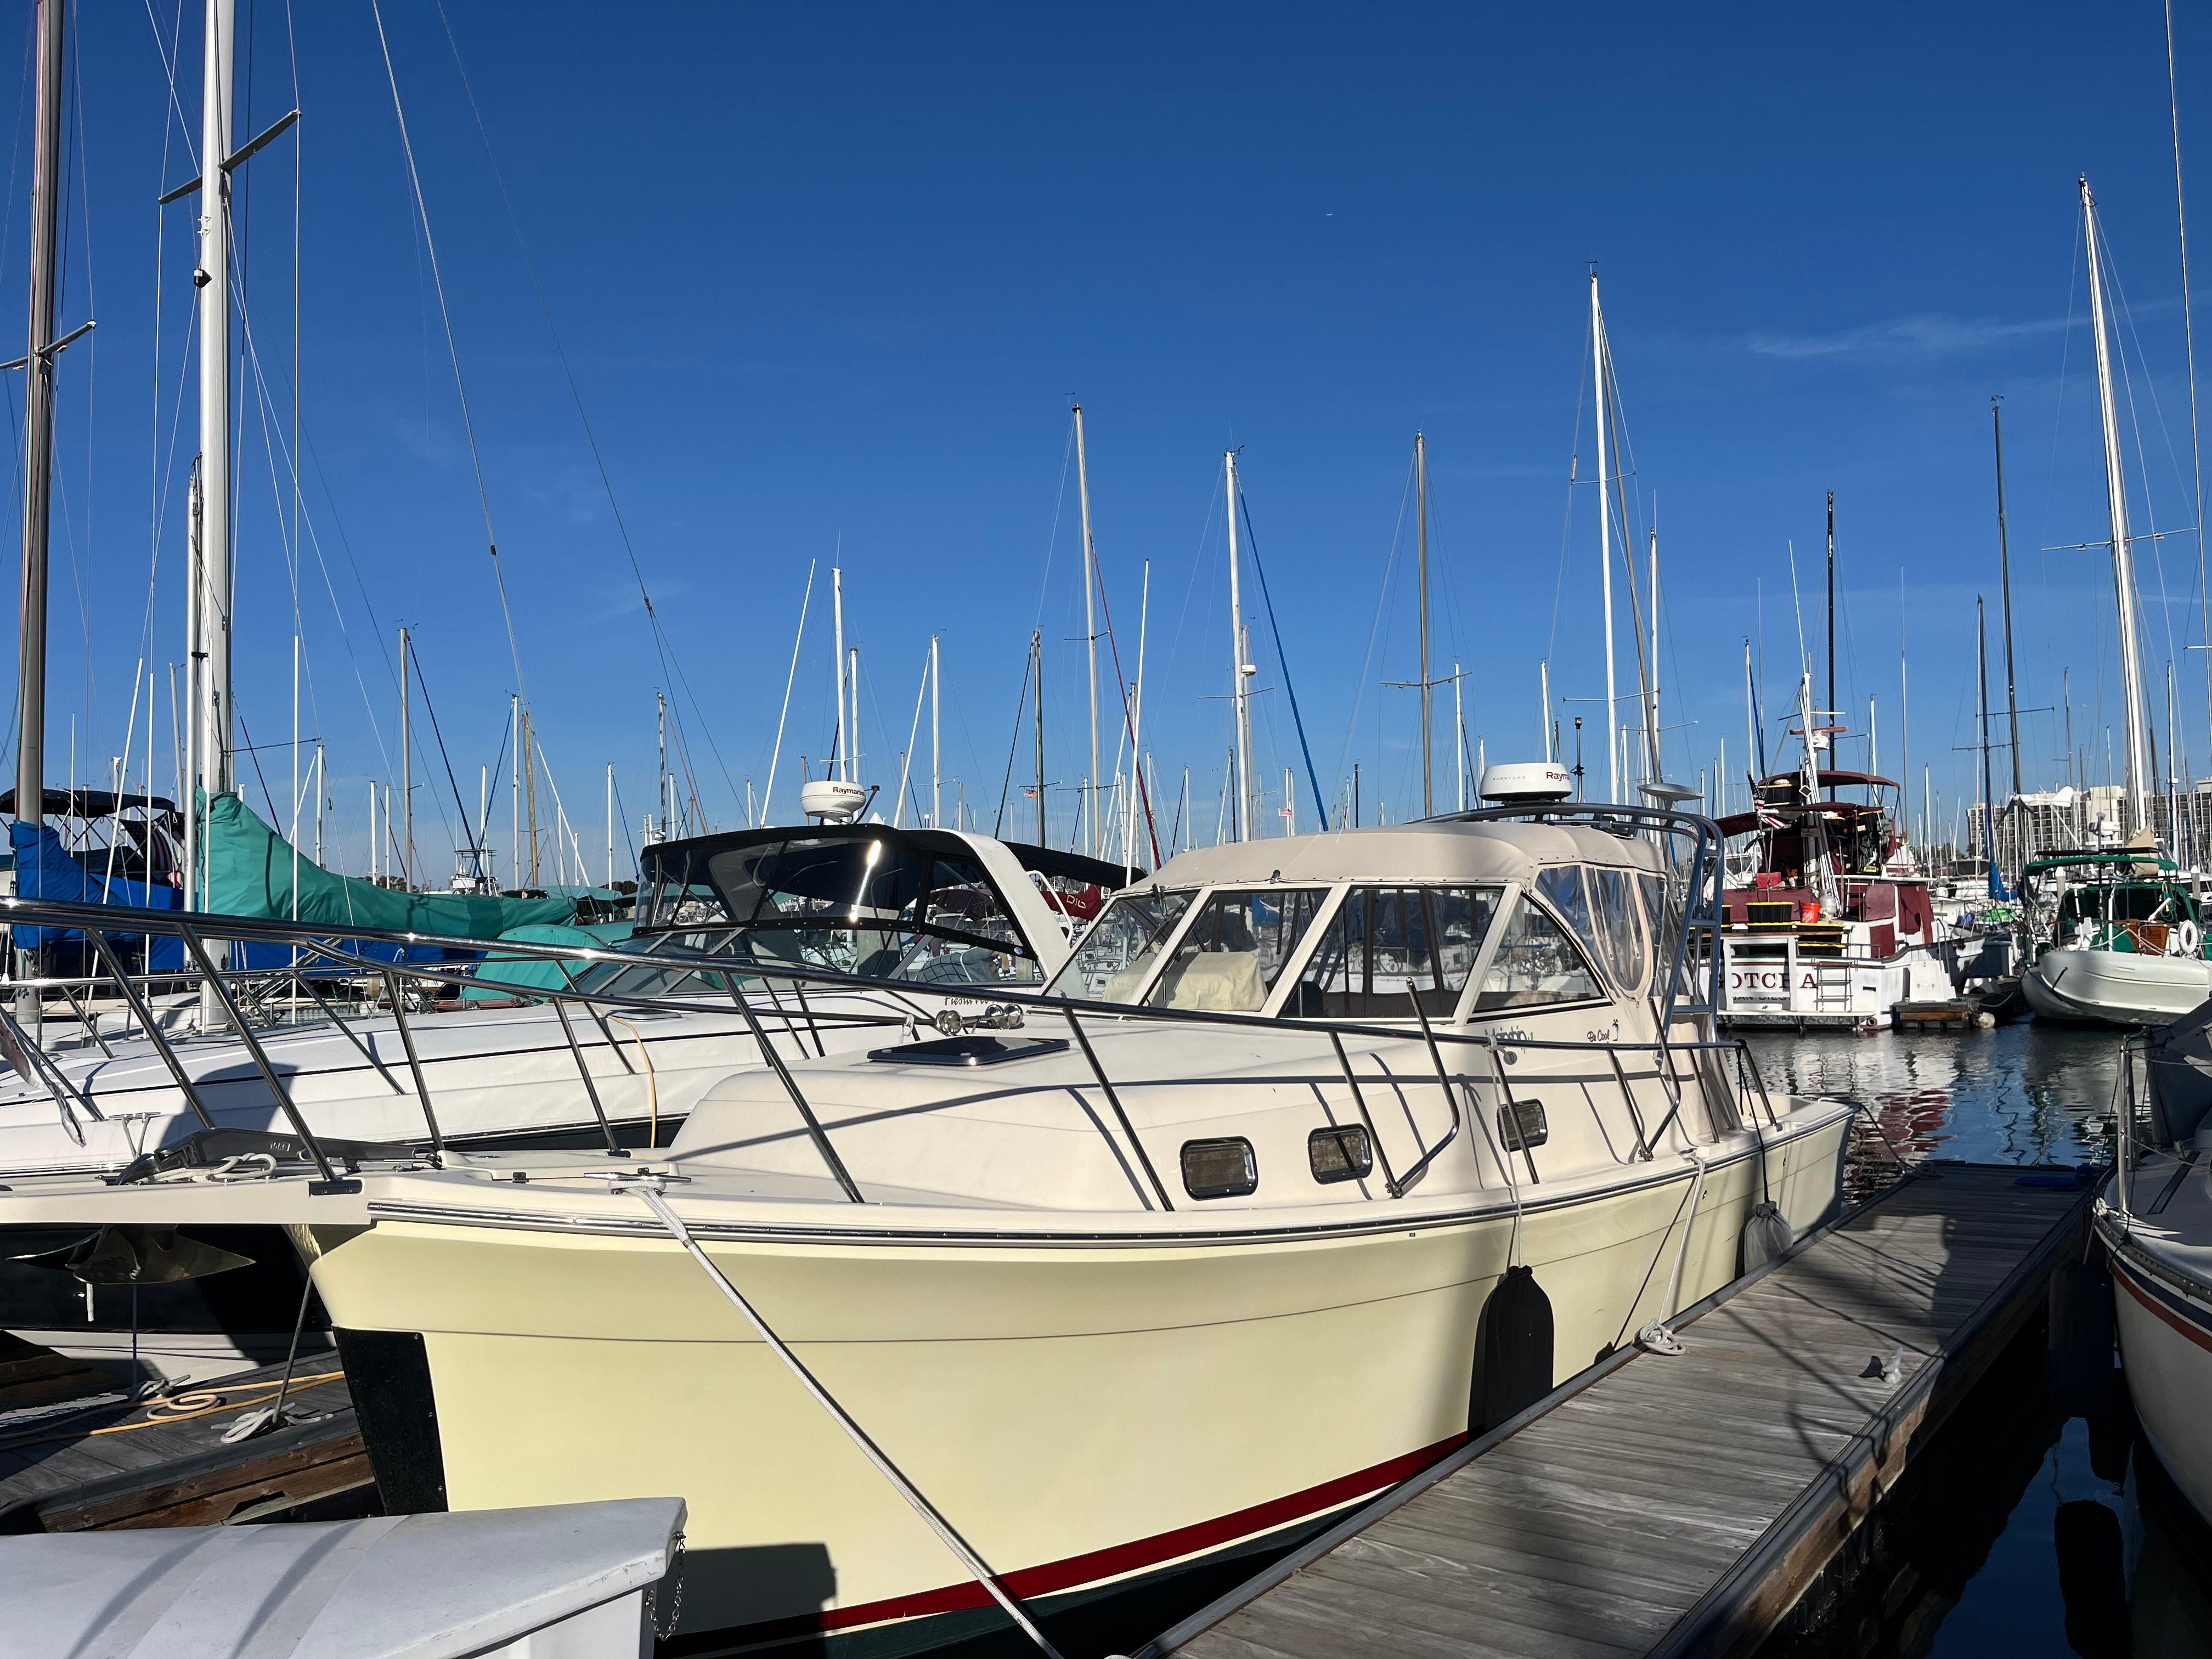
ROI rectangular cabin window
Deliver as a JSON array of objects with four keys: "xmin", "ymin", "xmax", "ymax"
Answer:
[
  {"xmin": 1182, "ymin": 1137, "xmax": 1258, "ymax": 1200},
  {"xmin": 1289, "ymin": 886, "xmax": 1498, "ymax": 1018},
  {"xmin": 1308, "ymin": 1124, "xmax": 1372, "ymax": 1184},
  {"xmin": 1497, "ymin": 1098, "xmax": 1548, "ymax": 1152},
  {"xmin": 1144, "ymin": 889, "xmax": 1327, "ymax": 1013},
  {"xmin": 1473, "ymin": 893, "xmax": 1606, "ymax": 1012},
  {"xmin": 1045, "ymin": 890, "xmax": 1195, "ymax": 1003}
]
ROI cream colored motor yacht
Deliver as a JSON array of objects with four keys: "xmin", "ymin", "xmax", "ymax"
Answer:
[{"xmin": 0, "ymin": 808, "xmax": 1854, "ymax": 1654}]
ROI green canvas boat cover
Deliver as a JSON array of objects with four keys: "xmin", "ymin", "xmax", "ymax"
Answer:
[
  {"xmin": 199, "ymin": 790, "xmax": 577, "ymax": 936},
  {"xmin": 462, "ymin": 921, "xmax": 636, "ymax": 1000}
]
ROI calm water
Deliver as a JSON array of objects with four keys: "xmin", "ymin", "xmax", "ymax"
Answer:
[{"xmin": 1749, "ymin": 1022, "xmax": 2212, "ymax": 1659}]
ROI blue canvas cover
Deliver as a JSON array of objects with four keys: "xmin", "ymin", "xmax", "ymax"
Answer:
[{"xmin": 8, "ymin": 820, "xmax": 181, "ymax": 951}]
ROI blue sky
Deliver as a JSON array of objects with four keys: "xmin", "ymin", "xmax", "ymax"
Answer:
[{"xmin": 10, "ymin": 1, "xmax": 2212, "ymax": 877}]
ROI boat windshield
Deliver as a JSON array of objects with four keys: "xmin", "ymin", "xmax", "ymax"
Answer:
[
  {"xmin": 1047, "ymin": 889, "xmax": 1196, "ymax": 1001},
  {"xmin": 625, "ymin": 833, "xmax": 1043, "ymax": 988},
  {"xmin": 1141, "ymin": 887, "xmax": 1329, "ymax": 1012}
]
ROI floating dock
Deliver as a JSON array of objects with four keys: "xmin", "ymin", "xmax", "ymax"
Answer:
[
  {"xmin": 0, "ymin": 1353, "xmax": 365, "ymax": 1531},
  {"xmin": 1139, "ymin": 1160, "xmax": 2097, "ymax": 1659}
]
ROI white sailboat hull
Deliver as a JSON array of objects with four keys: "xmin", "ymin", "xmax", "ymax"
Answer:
[{"xmin": 2101, "ymin": 1163, "xmax": 2212, "ymax": 1528}]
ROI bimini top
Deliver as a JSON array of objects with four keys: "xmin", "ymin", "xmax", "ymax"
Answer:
[
  {"xmin": 1135, "ymin": 820, "xmax": 1666, "ymax": 893},
  {"xmin": 2023, "ymin": 849, "xmax": 2178, "ymax": 878}
]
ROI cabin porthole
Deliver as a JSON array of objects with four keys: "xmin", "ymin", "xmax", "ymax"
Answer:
[
  {"xmin": 1498, "ymin": 1098, "xmax": 1549, "ymax": 1152},
  {"xmin": 1308, "ymin": 1125, "xmax": 1373, "ymax": 1184},
  {"xmin": 1181, "ymin": 1137, "xmax": 1257, "ymax": 1200}
]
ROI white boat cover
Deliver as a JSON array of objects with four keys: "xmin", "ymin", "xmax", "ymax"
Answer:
[{"xmin": 0, "ymin": 1497, "xmax": 684, "ymax": 1658}]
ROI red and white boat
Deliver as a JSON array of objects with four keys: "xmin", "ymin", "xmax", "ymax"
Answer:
[{"xmin": 1713, "ymin": 767, "xmax": 1958, "ymax": 1032}]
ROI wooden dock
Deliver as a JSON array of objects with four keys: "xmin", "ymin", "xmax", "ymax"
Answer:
[
  {"xmin": 1139, "ymin": 1160, "xmax": 2097, "ymax": 1659},
  {"xmin": 0, "ymin": 1353, "xmax": 368, "ymax": 1532}
]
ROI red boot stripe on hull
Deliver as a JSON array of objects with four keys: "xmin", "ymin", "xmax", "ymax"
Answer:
[{"xmin": 675, "ymin": 1431, "xmax": 1466, "ymax": 1650}]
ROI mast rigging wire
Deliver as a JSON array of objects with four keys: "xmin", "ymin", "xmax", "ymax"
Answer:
[
  {"xmin": 2173, "ymin": 0, "xmax": 2212, "ymax": 779},
  {"xmin": 1236, "ymin": 490, "xmax": 1328, "ymax": 830},
  {"xmin": 429, "ymin": 0, "xmax": 743, "ymax": 825},
  {"xmin": 365, "ymin": 0, "xmax": 529, "ymax": 711}
]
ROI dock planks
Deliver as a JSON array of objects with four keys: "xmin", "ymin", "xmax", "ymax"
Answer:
[
  {"xmin": 1143, "ymin": 1161, "xmax": 2096, "ymax": 1659},
  {"xmin": 0, "ymin": 1353, "xmax": 366, "ymax": 1531}
]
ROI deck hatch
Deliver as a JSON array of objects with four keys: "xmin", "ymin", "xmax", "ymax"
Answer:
[{"xmin": 865, "ymin": 1035, "xmax": 1070, "ymax": 1066}]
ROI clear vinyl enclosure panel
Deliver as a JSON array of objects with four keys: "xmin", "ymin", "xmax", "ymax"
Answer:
[{"xmin": 632, "ymin": 834, "xmax": 1041, "ymax": 988}]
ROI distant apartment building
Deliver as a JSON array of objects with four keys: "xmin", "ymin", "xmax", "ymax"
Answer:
[{"xmin": 1967, "ymin": 782, "xmax": 2212, "ymax": 879}]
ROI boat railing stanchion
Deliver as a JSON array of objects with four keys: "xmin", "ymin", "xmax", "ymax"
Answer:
[
  {"xmin": 86, "ymin": 930, "xmax": 215, "ymax": 1130},
  {"xmin": 55, "ymin": 983, "xmax": 113, "ymax": 1059},
  {"xmin": 174, "ymin": 920, "xmax": 355, "ymax": 1193},
  {"xmin": 295, "ymin": 966, "xmax": 406, "ymax": 1093},
  {"xmin": 546, "ymin": 988, "xmax": 627, "ymax": 1158},
  {"xmin": 1325, "ymin": 1029, "xmax": 1402, "ymax": 1195},
  {"xmin": 1061, "ymin": 1007, "xmax": 1173, "ymax": 1212},
  {"xmin": 715, "ymin": 969, "xmax": 865, "ymax": 1202},
  {"xmin": 1607, "ymin": 1048, "xmax": 1654, "ymax": 1161},
  {"xmin": 2117, "ymin": 1035, "xmax": 2134, "ymax": 1219},
  {"xmin": 1396, "ymin": 991, "xmax": 1469, "ymax": 1192},
  {"xmin": 380, "ymin": 969, "xmax": 447, "ymax": 1158}
]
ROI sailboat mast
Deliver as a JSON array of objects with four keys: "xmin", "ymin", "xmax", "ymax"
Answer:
[
  {"xmin": 194, "ymin": 0, "xmax": 236, "ymax": 1019},
  {"xmin": 13, "ymin": 0, "xmax": 64, "ymax": 1019},
  {"xmin": 1591, "ymin": 272, "xmax": 1618, "ymax": 803},
  {"xmin": 1075, "ymin": 405, "xmax": 1099, "ymax": 857},
  {"xmin": 1991, "ymin": 399, "xmax": 2022, "ymax": 799},
  {"xmin": 832, "ymin": 566, "xmax": 847, "ymax": 783},
  {"xmin": 1977, "ymin": 595, "xmax": 1999, "ymax": 889},
  {"xmin": 399, "ymin": 626, "xmax": 412, "ymax": 889},
  {"xmin": 1824, "ymin": 491, "xmax": 1836, "ymax": 730},
  {"xmin": 2083, "ymin": 175, "xmax": 2153, "ymax": 825},
  {"xmin": 1416, "ymin": 431, "xmax": 1432, "ymax": 817},
  {"xmin": 1032, "ymin": 630, "xmax": 1046, "ymax": 846},
  {"xmin": 929, "ymin": 634, "xmax": 940, "ymax": 829},
  {"xmin": 1649, "ymin": 522, "xmax": 1661, "ymax": 781},
  {"xmin": 1226, "ymin": 450, "xmax": 1251, "ymax": 842}
]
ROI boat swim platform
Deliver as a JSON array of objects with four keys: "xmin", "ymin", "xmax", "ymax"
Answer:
[
  {"xmin": 0, "ymin": 1351, "xmax": 367, "ymax": 1532},
  {"xmin": 1138, "ymin": 1159, "xmax": 2098, "ymax": 1659}
]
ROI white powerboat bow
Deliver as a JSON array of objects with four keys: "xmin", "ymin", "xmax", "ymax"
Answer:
[
  {"xmin": 0, "ymin": 805, "xmax": 1855, "ymax": 1651},
  {"xmin": 0, "ymin": 823, "xmax": 1126, "ymax": 1378}
]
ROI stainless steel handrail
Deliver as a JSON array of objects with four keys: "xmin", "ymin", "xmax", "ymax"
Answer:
[{"xmin": 0, "ymin": 894, "xmax": 1780, "ymax": 1207}]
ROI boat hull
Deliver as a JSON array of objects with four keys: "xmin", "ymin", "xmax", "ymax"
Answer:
[
  {"xmin": 2023, "ymin": 949, "xmax": 2212, "ymax": 1026},
  {"xmin": 306, "ymin": 1111, "xmax": 1852, "ymax": 1654},
  {"xmin": 2103, "ymin": 1179, "xmax": 2212, "ymax": 1530}
]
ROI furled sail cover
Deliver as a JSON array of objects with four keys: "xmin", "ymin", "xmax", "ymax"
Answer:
[{"xmin": 199, "ymin": 791, "xmax": 576, "ymax": 938}]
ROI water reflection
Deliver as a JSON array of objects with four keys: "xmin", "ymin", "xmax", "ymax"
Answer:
[
  {"xmin": 1747, "ymin": 1022, "xmax": 2125, "ymax": 1170},
  {"xmin": 1748, "ymin": 1022, "xmax": 2212, "ymax": 1659}
]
